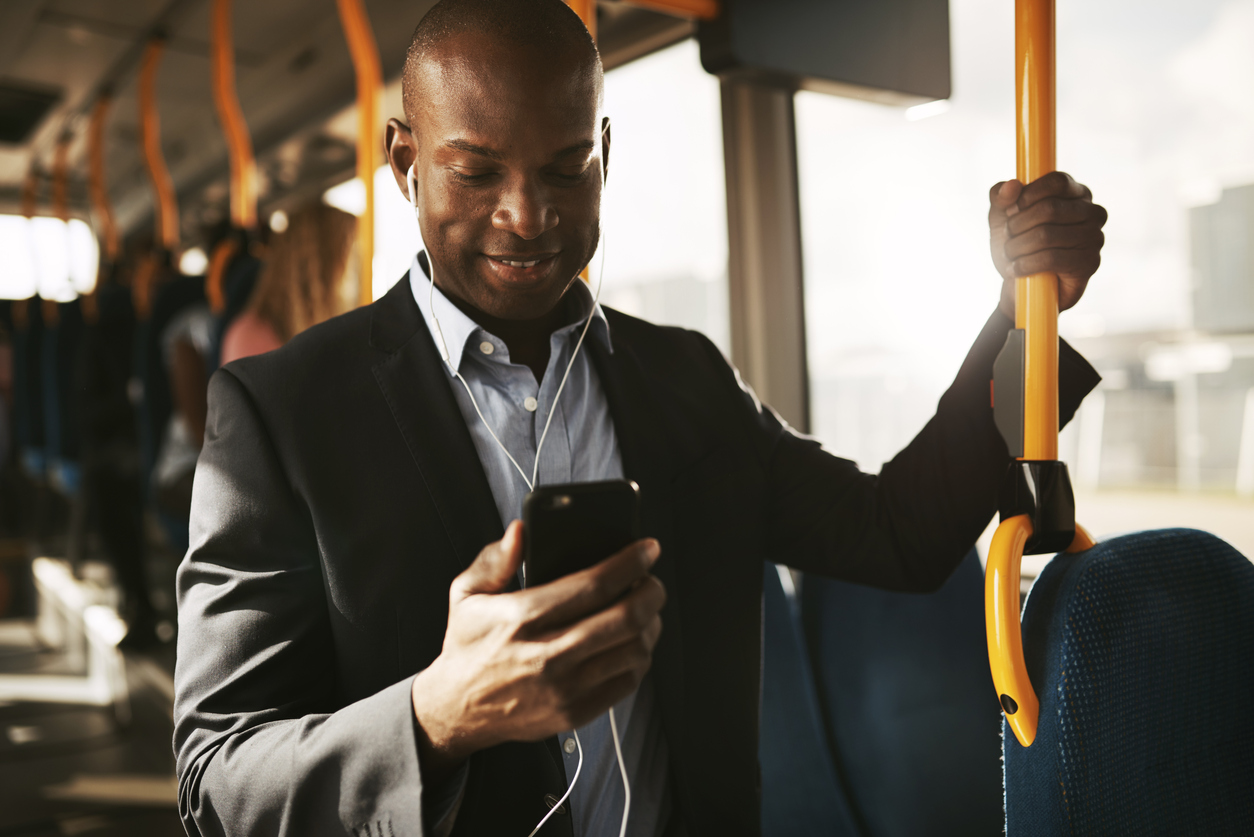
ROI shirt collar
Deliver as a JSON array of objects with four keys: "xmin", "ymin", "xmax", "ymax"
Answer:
[{"xmin": 409, "ymin": 251, "xmax": 612, "ymax": 374}]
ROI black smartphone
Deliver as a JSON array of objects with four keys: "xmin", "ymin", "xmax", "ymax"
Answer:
[{"xmin": 522, "ymin": 479, "xmax": 642, "ymax": 588}]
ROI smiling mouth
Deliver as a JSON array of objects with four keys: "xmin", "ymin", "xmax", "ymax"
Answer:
[{"xmin": 498, "ymin": 258, "xmax": 544, "ymax": 268}]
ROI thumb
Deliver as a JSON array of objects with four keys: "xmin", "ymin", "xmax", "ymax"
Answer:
[{"xmin": 453, "ymin": 520, "xmax": 524, "ymax": 601}]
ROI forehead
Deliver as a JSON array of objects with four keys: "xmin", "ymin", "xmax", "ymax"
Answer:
[{"xmin": 410, "ymin": 34, "xmax": 601, "ymax": 151}]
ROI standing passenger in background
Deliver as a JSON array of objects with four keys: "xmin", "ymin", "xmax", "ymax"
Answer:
[{"xmin": 219, "ymin": 203, "xmax": 358, "ymax": 365}]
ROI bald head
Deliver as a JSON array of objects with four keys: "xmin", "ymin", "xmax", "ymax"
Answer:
[{"xmin": 402, "ymin": 0, "xmax": 602, "ymax": 127}]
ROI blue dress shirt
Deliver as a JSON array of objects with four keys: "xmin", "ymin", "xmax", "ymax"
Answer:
[{"xmin": 410, "ymin": 254, "xmax": 671, "ymax": 837}]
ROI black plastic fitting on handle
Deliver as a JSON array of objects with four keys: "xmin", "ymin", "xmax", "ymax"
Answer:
[{"xmin": 999, "ymin": 460, "xmax": 1077, "ymax": 555}]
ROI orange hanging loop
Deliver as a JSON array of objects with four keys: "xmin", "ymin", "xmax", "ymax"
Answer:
[
  {"xmin": 52, "ymin": 132, "xmax": 71, "ymax": 225},
  {"xmin": 335, "ymin": 0, "xmax": 382, "ymax": 307},
  {"xmin": 208, "ymin": 0, "xmax": 258, "ymax": 312},
  {"xmin": 139, "ymin": 37, "xmax": 180, "ymax": 255},
  {"xmin": 89, "ymin": 94, "xmax": 120, "ymax": 264},
  {"xmin": 618, "ymin": 0, "xmax": 719, "ymax": 20}
]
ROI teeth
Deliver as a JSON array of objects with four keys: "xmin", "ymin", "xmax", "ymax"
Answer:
[{"xmin": 501, "ymin": 259, "xmax": 541, "ymax": 268}]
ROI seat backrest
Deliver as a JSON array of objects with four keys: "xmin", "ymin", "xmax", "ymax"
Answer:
[
  {"xmin": 760, "ymin": 563, "xmax": 862, "ymax": 837},
  {"xmin": 1005, "ymin": 528, "xmax": 1254, "ymax": 835},
  {"xmin": 798, "ymin": 550, "xmax": 1006, "ymax": 837},
  {"xmin": 12, "ymin": 299, "xmax": 46, "ymax": 475}
]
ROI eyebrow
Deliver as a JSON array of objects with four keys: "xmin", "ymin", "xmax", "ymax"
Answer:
[{"xmin": 441, "ymin": 138, "xmax": 595, "ymax": 163}]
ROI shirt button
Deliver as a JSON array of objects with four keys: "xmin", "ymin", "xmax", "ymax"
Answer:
[
  {"xmin": 523, "ymin": 396, "xmax": 538, "ymax": 412},
  {"xmin": 479, "ymin": 341, "xmax": 494, "ymax": 355},
  {"xmin": 543, "ymin": 793, "xmax": 566, "ymax": 815},
  {"xmin": 563, "ymin": 738, "xmax": 577, "ymax": 754}
]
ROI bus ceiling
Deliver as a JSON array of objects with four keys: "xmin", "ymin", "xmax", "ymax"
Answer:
[{"xmin": 0, "ymin": 0, "xmax": 948, "ymax": 250}]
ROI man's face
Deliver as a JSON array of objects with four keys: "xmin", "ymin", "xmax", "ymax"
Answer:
[{"xmin": 400, "ymin": 34, "xmax": 605, "ymax": 322}]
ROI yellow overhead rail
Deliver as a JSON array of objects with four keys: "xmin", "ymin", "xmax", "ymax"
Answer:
[
  {"xmin": 985, "ymin": 0, "xmax": 1095, "ymax": 750},
  {"xmin": 566, "ymin": 0, "xmax": 598, "ymax": 38},
  {"xmin": 139, "ymin": 37, "xmax": 180, "ymax": 255},
  {"xmin": 336, "ymin": 0, "xmax": 382, "ymax": 308},
  {"xmin": 89, "ymin": 95, "xmax": 120, "ymax": 264},
  {"xmin": 621, "ymin": 0, "xmax": 719, "ymax": 20},
  {"xmin": 207, "ymin": 0, "xmax": 257, "ymax": 313}
]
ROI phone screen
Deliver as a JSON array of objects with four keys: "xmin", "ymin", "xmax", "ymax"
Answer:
[{"xmin": 522, "ymin": 479, "xmax": 641, "ymax": 588}]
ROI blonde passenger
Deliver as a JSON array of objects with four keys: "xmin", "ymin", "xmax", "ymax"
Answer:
[{"xmin": 219, "ymin": 203, "xmax": 358, "ymax": 364}]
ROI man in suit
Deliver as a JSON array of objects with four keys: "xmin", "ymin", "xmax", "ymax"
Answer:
[{"xmin": 173, "ymin": 0, "xmax": 1107, "ymax": 835}]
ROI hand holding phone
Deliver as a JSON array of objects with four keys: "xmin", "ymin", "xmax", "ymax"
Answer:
[{"xmin": 522, "ymin": 479, "xmax": 642, "ymax": 588}]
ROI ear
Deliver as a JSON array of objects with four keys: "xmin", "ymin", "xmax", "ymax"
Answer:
[
  {"xmin": 600, "ymin": 116, "xmax": 611, "ymax": 186},
  {"xmin": 385, "ymin": 118, "xmax": 417, "ymax": 200}
]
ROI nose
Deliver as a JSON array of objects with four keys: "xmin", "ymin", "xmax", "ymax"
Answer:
[{"xmin": 491, "ymin": 175, "xmax": 558, "ymax": 240}]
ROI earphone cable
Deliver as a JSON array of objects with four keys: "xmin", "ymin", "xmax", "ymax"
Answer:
[
  {"xmin": 526, "ymin": 728, "xmax": 584, "ymax": 837},
  {"xmin": 409, "ymin": 163, "xmax": 629, "ymax": 837}
]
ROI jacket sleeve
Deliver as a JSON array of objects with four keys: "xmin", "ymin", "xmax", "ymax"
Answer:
[
  {"xmin": 174, "ymin": 368, "xmax": 428, "ymax": 837},
  {"xmin": 714, "ymin": 309, "xmax": 1100, "ymax": 592}
]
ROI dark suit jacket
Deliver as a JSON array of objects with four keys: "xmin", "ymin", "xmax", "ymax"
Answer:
[{"xmin": 173, "ymin": 274, "xmax": 1099, "ymax": 837}]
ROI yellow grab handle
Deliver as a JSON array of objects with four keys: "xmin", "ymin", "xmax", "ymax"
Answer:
[
  {"xmin": 987, "ymin": 516, "xmax": 1097, "ymax": 748},
  {"xmin": 986, "ymin": 515, "xmax": 1038, "ymax": 746}
]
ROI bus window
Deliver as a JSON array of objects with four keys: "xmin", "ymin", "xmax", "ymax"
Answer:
[
  {"xmin": 598, "ymin": 39, "xmax": 729, "ymax": 355},
  {"xmin": 796, "ymin": 0, "xmax": 1254, "ymax": 560}
]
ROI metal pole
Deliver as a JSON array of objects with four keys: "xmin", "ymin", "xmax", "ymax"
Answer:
[{"xmin": 719, "ymin": 80, "xmax": 809, "ymax": 432}]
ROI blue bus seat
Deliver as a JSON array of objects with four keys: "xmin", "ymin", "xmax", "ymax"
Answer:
[
  {"xmin": 41, "ymin": 299, "xmax": 86, "ymax": 496},
  {"xmin": 761, "ymin": 563, "xmax": 863, "ymax": 836},
  {"xmin": 1005, "ymin": 528, "xmax": 1254, "ymax": 835},
  {"xmin": 799, "ymin": 550, "xmax": 1005, "ymax": 837},
  {"xmin": 134, "ymin": 273, "xmax": 206, "ymax": 494},
  {"xmin": 761, "ymin": 551, "xmax": 1005, "ymax": 837},
  {"xmin": 12, "ymin": 299, "xmax": 46, "ymax": 480}
]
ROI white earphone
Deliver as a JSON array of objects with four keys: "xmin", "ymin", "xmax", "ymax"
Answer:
[{"xmin": 405, "ymin": 160, "xmax": 630, "ymax": 837}]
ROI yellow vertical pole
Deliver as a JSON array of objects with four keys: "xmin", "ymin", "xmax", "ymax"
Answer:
[
  {"xmin": 139, "ymin": 38, "xmax": 180, "ymax": 255},
  {"xmin": 336, "ymin": 0, "xmax": 382, "ymax": 307},
  {"xmin": 1015, "ymin": 0, "xmax": 1058, "ymax": 461}
]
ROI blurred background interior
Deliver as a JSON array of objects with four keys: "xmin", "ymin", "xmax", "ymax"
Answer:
[{"xmin": 0, "ymin": 0, "xmax": 1251, "ymax": 835}]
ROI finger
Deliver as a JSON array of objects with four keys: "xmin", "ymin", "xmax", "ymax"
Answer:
[
  {"xmin": 1006, "ymin": 197, "xmax": 1104, "ymax": 237},
  {"xmin": 1011, "ymin": 249, "xmax": 1101, "ymax": 283},
  {"xmin": 989, "ymin": 179, "xmax": 1023, "ymax": 210},
  {"xmin": 1004, "ymin": 224, "xmax": 1104, "ymax": 262},
  {"xmin": 544, "ymin": 574, "xmax": 666, "ymax": 666},
  {"xmin": 565, "ymin": 618, "xmax": 661, "ymax": 696},
  {"xmin": 520, "ymin": 539, "xmax": 661, "ymax": 630},
  {"xmin": 451, "ymin": 520, "xmax": 524, "ymax": 601},
  {"xmin": 1017, "ymin": 171, "xmax": 1089, "ymax": 210}
]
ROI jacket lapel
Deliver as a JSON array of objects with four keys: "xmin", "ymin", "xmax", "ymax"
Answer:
[
  {"xmin": 369, "ymin": 274, "xmax": 504, "ymax": 573},
  {"xmin": 589, "ymin": 322, "xmax": 687, "ymax": 735}
]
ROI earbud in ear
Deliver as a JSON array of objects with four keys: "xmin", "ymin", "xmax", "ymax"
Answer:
[{"xmin": 406, "ymin": 163, "xmax": 417, "ymax": 207}]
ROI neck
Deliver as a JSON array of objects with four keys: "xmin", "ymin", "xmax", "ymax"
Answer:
[{"xmin": 442, "ymin": 290, "xmax": 574, "ymax": 383}]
